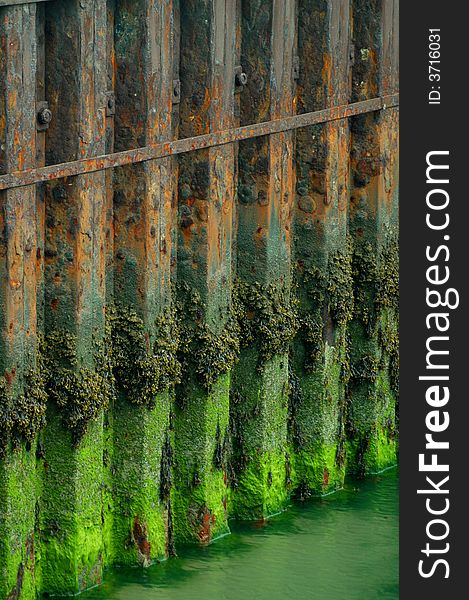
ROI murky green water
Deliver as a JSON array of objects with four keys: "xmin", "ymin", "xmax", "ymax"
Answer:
[{"xmin": 83, "ymin": 469, "xmax": 398, "ymax": 600}]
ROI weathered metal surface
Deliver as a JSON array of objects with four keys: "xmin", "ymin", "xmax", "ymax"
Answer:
[
  {"xmin": 230, "ymin": 0, "xmax": 296, "ymax": 519},
  {"xmin": 290, "ymin": 0, "xmax": 353, "ymax": 496},
  {"xmin": 40, "ymin": 0, "xmax": 108, "ymax": 594},
  {"xmin": 0, "ymin": 1, "xmax": 398, "ymax": 596},
  {"xmin": 346, "ymin": 0, "xmax": 399, "ymax": 475},
  {"xmin": 0, "ymin": 6, "xmax": 39, "ymax": 599},
  {"xmin": 0, "ymin": 94, "xmax": 398, "ymax": 191},
  {"xmin": 173, "ymin": 0, "xmax": 238, "ymax": 543}
]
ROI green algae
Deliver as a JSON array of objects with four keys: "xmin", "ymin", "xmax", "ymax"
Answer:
[
  {"xmin": 109, "ymin": 305, "xmax": 180, "ymax": 407},
  {"xmin": 235, "ymin": 279, "xmax": 299, "ymax": 367},
  {"xmin": 0, "ymin": 448, "xmax": 38, "ymax": 600},
  {"xmin": 228, "ymin": 278, "xmax": 297, "ymax": 519},
  {"xmin": 176, "ymin": 283, "xmax": 239, "ymax": 389},
  {"xmin": 173, "ymin": 374, "xmax": 231, "ymax": 543},
  {"xmin": 109, "ymin": 392, "xmax": 171, "ymax": 567},
  {"xmin": 290, "ymin": 339, "xmax": 348, "ymax": 496},
  {"xmin": 230, "ymin": 350, "xmax": 290, "ymax": 520},
  {"xmin": 104, "ymin": 304, "xmax": 176, "ymax": 566},
  {"xmin": 346, "ymin": 272, "xmax": 399, "ymax": 477},
  {"xmin": 40, "ymin": 412, "xmax": 105, "ymax": 596},
  {"xmin": 231, "ymin": 450, "xmax": 288, "ymax": 519},
  {"xmin": 290, "ymin": 240, "xmax": 353, "ymax": 496},
  {"xmin": 293, "ymin": 443, "xmax": 345, "ymax": 498}
]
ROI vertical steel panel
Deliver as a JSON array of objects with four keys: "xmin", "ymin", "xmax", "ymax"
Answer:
[
  {"xmin": 346, "ymin": 0, "xmax": 399, "ymax": 475},
  {"xmin": 230, "ymin": 0, "xmax": 297, "ymax": 519},
  {"xmin": 110, "ymin": 0, "xmax": 176, "ymax": 566},
  {"xmin": 40, "ymin": 0, "xmax": 108, "ymax": 593},
  {"xmin": 0, "ymin": 5, "xmax": 39, "ymax": 598},
  {"xmin": 173, "ymin": 0, "xmax": 237, "ymax": 543},
  {"xmin": 291, "ymin": 0, "xmax": 352, "ymax": 496}
]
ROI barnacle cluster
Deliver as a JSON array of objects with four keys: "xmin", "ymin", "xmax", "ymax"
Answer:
[
  {"xmin": 109, "ymin": 304, "xmax": 180, "ymax": 407},
  {"xmin": 0, "ymin": 345, "xmax": 47, "ymax": 458},
  {"xmin": 177, "ymin": 283, "xmax": 240, "ymax": 389},
  {"xmin": 43, "ymin": 330, "xmax": 113, "ymax": 446},
  {"xmin": 235, "ymin": 278, "xmax": 299, "ymax": 367},
  {"xmin": 299, "ymin": 240, "xmax": 354, "ymax": 372}
]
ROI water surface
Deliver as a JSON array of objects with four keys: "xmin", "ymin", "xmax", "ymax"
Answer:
[{"xmin": 83, "ymin": 469, "xmax": 398, "ymax": 600}]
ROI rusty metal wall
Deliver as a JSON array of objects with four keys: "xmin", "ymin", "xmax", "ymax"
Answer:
[{"xmin": 0, "ymin": 0, "xmax": 399, "ymax": 597}]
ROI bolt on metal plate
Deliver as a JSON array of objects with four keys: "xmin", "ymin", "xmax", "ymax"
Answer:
[
  {"xmin": 172, "ymin": 80, "xmax": 181, "ymax": 104},
  {"xmin": 36, "ymin": 101, "xmax": 52, "ymax": 132},
  {"xmin": 293, "ymin": 56, "xmax": 300, "ymax": 81},
  {"xmin": 235, "ymin": 66, "xmax": 248, "ymax": 92},
  {"xmin": 105, "ymin": 91, "xmax": 115, "ymax": 117}
]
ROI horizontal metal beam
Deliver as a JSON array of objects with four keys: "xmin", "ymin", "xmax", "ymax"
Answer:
[
  {"xmin": 0, "ymin": 0, "xmax": 52, "ymax": 7},
  {"xmin": 0, "ymin": 94, "xmax": 398, "ymax": 191}
]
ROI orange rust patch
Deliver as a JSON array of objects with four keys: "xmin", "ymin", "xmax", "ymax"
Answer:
[
  {"xmin": 323, "ymin": 468, "xmax": 330, "ymax": 488},
  {"xmin": 132, "ymin": 517, "xmax": 151, "ymax": 563},
  {"xmin": 4, "ymin": 368, "xmax": 16, "ymax": 385},
  {"xmin": 197, "ymin": 507, "xmax": 216, "ymax": 544}
]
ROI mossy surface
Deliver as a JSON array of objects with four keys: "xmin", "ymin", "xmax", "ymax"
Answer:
[
  {"xmin": 230, "ymin": 349, "xmax": 290, "ymax": 519},
  {"xmin": 40, "ymin": 410, "xmax": 104, "ymax": 596},
  {"xmin": 231, "ymin": 450, "xmax": 288, "ymax": 520},
  {"xmin": 293, "ymin": 443, "xmax": 345, "ymax": 497},
  {"xmin": 0, "ymin": 341, "xmax": 45, "ymax": 600},
  {"xmin": 109, "ymin": 392, "xmax": 171, "ymax": 566},
  {"xmin": 290, "ymin": 341, "xmax": 348, "ymax": 496},
  {"xmin": 173, "ymin": 374, "xmax": 231, "ymax": 543},
  {"xmin": 105, "ymin": 304, "xmax": 176, "ymax": 565},
  {"xmin": 290, "ymin": 240, "xmax": 353, "ymax": 495},
  {"xmin": 0, "ymin": 449, "xmax": 38, "ymax": 600},
  {"xmin": 346, "ymin": 230, "xmax": 399, "ymax": 475},
  {"xmin": 39, "ymin": 325, "xmax": 109, "ymax": 594}
]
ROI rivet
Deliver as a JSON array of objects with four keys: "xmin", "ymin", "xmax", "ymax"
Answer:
[{"xmin": 235, "ymin": 66, "xmax": 248, "ymax": 92}]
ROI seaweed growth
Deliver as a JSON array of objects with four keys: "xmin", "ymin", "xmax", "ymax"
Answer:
[
  {"xmin": 177, "ymin": 283, "xmax": 240, "ymax": 389},
  {"xmin": 235, "ymin": 279, "xmax": 299, "ymax": 367},
  {"xmin": 352, "ymin": 232, "xmax": 399, "ymax": 331},
  {"xmin": 0, "ymin": 346, "xmax": 47, "ymax": 458},
  {"xmin": 299, "ymin": 240, "xmax": 354, "ymax": 371},
  {"xmin": 43, "ymin": 330, "xmax": 113, "ymax": 446},
  {"xmin": 350, "ymin": 231, "xmax": 399, "ymax": 394},
  {"xmin": 109, "ymin": 305, "xmax": 180, "ymax": 407},
  {"xmin": 11, "ymin": 361, "xmax": 48, "ymax": 449},
  {"xmin": 345, "ymin": 229, "xmax": 400, "ymax": 467}
]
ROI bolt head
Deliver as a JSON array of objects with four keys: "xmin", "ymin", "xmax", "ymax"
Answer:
[
  {"xmin": 235, "ymin": 71, "xmax": 248, "ymax": 86},
  {"xmin": 38, "ymin": 107, "xmax": 52, "ymax": 125}
]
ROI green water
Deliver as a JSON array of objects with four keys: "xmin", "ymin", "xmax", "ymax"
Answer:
[{"xmin": 83, "ymin": 469, "xmax": 398, "ymax": 600}]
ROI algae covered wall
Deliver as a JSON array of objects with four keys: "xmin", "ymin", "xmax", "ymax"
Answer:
[{"xmin": 0, "ymin": 0, "xmax": 398, "ymax": 597}]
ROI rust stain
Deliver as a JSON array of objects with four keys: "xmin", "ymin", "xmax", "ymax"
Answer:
[
  {"xmin": 197, "ymin": 508, "xmax": 216, "ymax": 544},
  {"xmin": 4, "ymin": 368, "xmax": 16, "ymax": 385},
  {"xmin": 132, "ymin": 517, "xmax": 151, "ymax": 564},
  {"xmin": 323, "ymin": 468, "xmax": 330, "ymax": 488}
]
